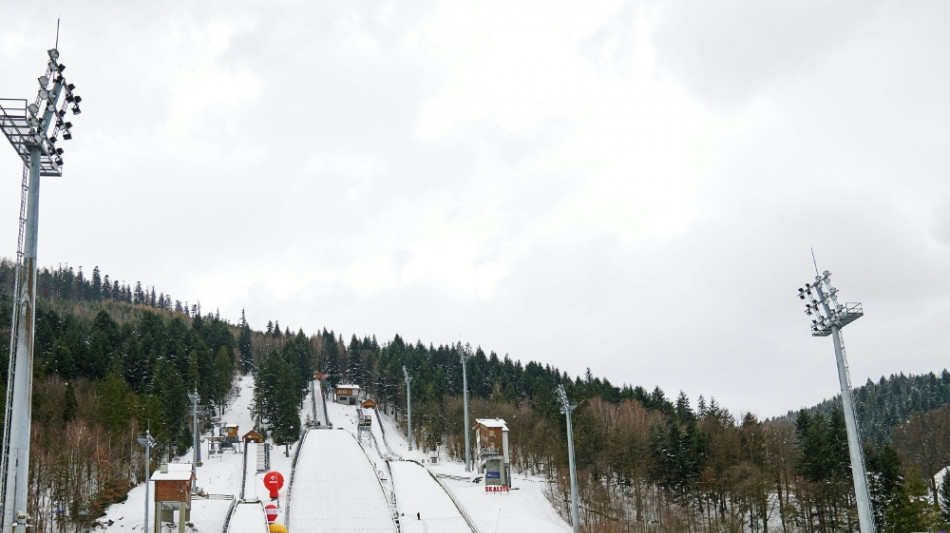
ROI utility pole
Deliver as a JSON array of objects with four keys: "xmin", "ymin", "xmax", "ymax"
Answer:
[
  {"xmin": 556, "ymin": 384, "xmax": 580, "ymax": 533},
  {"xmin": 137, "ymin": 431, "xmax": 156, "ymax": 533},
  {"xmin": 1, "ymin": 43, "xmax": 82, "ymax": 533},
  {"xmin": 798, "ymin": 269, "xmax": 874, "ymax": 533},
  {"xmin": 403, "ymin": 366, "xmax": 412, "ymax": 451},
  {"xmin": 460, "ymin": 343, "xmax": 472, "ymax": 472},
  {"xmin": 188, "ymin": 389, "xmax": 200, "ymax": 479}
]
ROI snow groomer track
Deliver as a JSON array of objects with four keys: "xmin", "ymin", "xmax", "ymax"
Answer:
[{"xmin": 287, "ymin": 428, "xmax": 398, "ymax": 533}]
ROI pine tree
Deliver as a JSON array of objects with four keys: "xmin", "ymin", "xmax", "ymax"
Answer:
[
  {"xmin": 885, "ymin": 468, "xmax": 944, "ymax": 532},
  {"xmin": 940, "ymin": 472, "xmax": 950, "ymax": 524},
  {"xmin": 91, "ymin": 266, "xmax": 102, "ymax": 300},
  {"xmin": 63, "ymin": 381, "xmax": 78, "ymax": 422},
  {"xmin": 238, "ymin": 309, "xmax": 253, "ymax": 374}
]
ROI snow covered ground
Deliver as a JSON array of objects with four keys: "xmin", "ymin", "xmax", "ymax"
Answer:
[
  {"xmin": 288, "ymin": 429, "xmax": 397, "ymax": 533},
  {"xmin": 94, "ymin": 374, "xmax": 570, "ymax": 533},
  {"xmin": 389, "ymin": 461, "xmax": 469, "ymax": 532}
]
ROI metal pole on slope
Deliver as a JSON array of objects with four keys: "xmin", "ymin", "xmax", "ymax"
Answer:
[
  {"xmin": 188, "ymin": 389, "xmax": 201, "ymax": 479},
  {"xmin": 460, "ymin": 343, "xmax": 472, "ymax": 472},
  {"xmin": 1, "ymin": 45, "xmax": 82, "ymax": 533},
  {"xmin": 403, "ymin": 366, "xmax": 413, "ymax": 451},
  {"xmin": 798, "ymin": 269, "xmax": 874, "ymax": 533},
  {"xmin": 556, "ymin": 384, "xmax": 580, "ymax": 533},
  {"xmin": 137, "ymin": 431, "xmax": 156, "ymax": 533}
]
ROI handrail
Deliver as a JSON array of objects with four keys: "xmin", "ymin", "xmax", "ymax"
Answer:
[
  {"xmin": 372, "ymin": 409, "xmax": 396, "ymax": 457},
  {"xmin": 240, "ymin": 443, "xmax": 249, "ymax": 500},
  {"xmin": 220, "ymin": 498, "xmax": 239, "ymax": 533},
  {"xmin": 284, "ymin": 428, "xmax": 309, "ymax": 531},
  {"xmin": 352, "ymin": 431, "xmax": 400, "ymax": 531}
]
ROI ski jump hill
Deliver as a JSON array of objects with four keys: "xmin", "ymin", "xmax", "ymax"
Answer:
[{"xmin": 287, "ymin": 428, "xmax": 398, "ymax": 533}]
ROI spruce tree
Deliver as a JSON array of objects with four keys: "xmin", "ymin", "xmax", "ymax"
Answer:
[{"xmin": 940, "ymin": 472, "xmax": 950, "ymax": 524}]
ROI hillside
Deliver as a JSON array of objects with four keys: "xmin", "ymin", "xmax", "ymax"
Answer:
[{"xmin": 2, "ymin": 260, "xmax": 950, "ymax": 531}]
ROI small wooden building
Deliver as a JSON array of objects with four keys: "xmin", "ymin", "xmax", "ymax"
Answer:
[
  {"xmin": 360, "ymin": 398, "xmax": 377, "ymax": 409},
  {"xmin": 334, "ymin": 384, "xmax": 361, "ymax": 405},
  {"xmin": 243, "ymin": 430, "xmax": 264, "ymax": 443},
  {"xmin": 473, "ymin": 418, "xmax": 511, "ymax": 488},
  {"xmin": 151, "ymin": 463, "xmax": 195, "ymax": 533}
]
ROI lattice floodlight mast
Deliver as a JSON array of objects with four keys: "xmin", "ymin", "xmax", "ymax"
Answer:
[
  {"xmin": 0, "ymin": 45, "xmax": 82, "ymax": 533},
  {"xmin": 798, "ymin": 270, "xmax": 874, "ymax": 533},
  {"xmin": 459, "ymin": 343, "xmax": 472, "ymax": 472},
  {"xmin": 403, "ymin": 366, "xmax": 412, "ymax": 451},
  {"xmin": 556, "ymin": 384, "xmax": 580, "ymax": 533},
  {"xmin": 137, "ymin": 431, "xmax": 157, "ymax": 532}
]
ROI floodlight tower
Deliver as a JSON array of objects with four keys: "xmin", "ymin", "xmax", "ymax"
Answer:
[
  {"xmin": 0, "ymin": 45, "xmax": 82, "ymax": 533},
  {"xmin": 798, "ymin": 270, "xmax": 874, "ymax": 533},
  {"xmin": 137, "ymin": 431, "xmax": 157, "ymax": 532},
  {"xmin": 403, "ymin": 366, "xmax": 413, "ymax": 451},
  {"xmin": 556, "ymin": 384, "xmax": 580, "ymax": 533},
  {"xmin": 459, "ymin": 343, "xmax": 472, "ymax": 472},
  {"xmin": 188, "ymin": 389, "xmax": 201, "ymax": 479}
]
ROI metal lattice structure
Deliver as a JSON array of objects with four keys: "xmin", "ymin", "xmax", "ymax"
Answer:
[{"xmin": 0, "ymin": 46, "xmax": 82, "ymax": 533}]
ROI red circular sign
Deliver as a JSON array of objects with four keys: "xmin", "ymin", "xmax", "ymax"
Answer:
[
  {"xmin": 263, "ymin": 471, "xmax": 284, "ymax": 499},
  {"xmin": 265, "ymin": 504, "xmax": 278, "ymax": 523}
]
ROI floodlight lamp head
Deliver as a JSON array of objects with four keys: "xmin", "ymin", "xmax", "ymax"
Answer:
[
  {"xmin": 67, "ymin": 83, "xmax": 75, "ymax": 92},
  {"xmin": 48, "ymin": 49, "xmax": 59, "ymax": 61},
  {"xmin": 71, "ymin": 105, "xmax": 81, "ymax": 115},
  {"xmin": 38, "ymin": 75, "xmax": 49, "ymax": 87},
  {"xmin": 63, "ymin": 131, "xmax": 72, "ymax": 140},
  {"xmin": 28, "ymin": 103, "xmax": 39, "ymax": 116},
  {"xmin": 48, "ymin": 61, "xmax": 59, "ymax": 72},
  {"xmin": 65, "ymin": 93, "xmax": 74, "ymax": 103}
]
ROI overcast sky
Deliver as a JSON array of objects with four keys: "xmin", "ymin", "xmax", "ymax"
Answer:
[{"xmin": 2, "ymin": 1, "xmax": 949, "ymax": 418}]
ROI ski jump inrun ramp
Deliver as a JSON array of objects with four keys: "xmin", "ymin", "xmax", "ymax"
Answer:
[{"xmin": 288, "ymin": 429, "xmax": 398, "ymax": 533}]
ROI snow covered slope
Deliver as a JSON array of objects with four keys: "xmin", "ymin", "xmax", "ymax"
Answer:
[
  {"xmin": 226, "ymin": 502, "xmax": 268, "ymax": 533},
  {"xmin": 287, "ymin": 429, "xmax": 397, "ymax": 533},
  {"xmin": 390, "ymin": 460, "xmax": 471, "ymax": 532}
]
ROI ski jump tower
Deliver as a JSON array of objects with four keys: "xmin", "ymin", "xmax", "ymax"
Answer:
[{"xmin": 0, "ymin": 40, "xmax": 83, "ymax": 533}]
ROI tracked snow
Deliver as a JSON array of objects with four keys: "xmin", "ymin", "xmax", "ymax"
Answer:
[{"xmin": 288, "ymin": 429, "xmax": 397, "ymax": 533}]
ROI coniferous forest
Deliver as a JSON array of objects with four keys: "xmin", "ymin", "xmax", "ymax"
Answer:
[{"xmin": 2, "ymin": 259, "xmax": 950, "ymax": 532}]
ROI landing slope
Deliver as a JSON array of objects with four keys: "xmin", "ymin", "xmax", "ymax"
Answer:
[{"xmin": 288, "ymin": 429, "xmax": 397, "ymax": 533}]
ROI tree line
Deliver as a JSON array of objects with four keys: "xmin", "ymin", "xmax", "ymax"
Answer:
[
  {"xmin": 3, "ymin": 258, "xmax": 950, "ymax": 531},
  {"xmin": 0, "ymin": 267, "xmax": 235, "ymax": 532},
  {"xmin": 299, "ymin": 334, "xmax": 950, "ymax": 532}
]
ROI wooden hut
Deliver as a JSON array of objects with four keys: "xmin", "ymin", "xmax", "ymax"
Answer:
[
  {"xmin": 334, "ymin": 384, "xmax": 361, "ymax": 405},
  {"xmin": 243, "ymin": 430, "xmax": 264, "ymax": 443},
  {"xmin": 151, "ymin": 464, "xmax": 195, "ymax": 533}
]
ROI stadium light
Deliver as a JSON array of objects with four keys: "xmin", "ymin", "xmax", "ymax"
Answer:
[
  {"xmin": 556, "ymin": 384, "xmax": 580, "ymax": 533},
  {"xmin": 0, "ymin": 43, "xmax": 84, "ymax": 533},
  {"xmin": 460, "ymin": 343, "xmax": 472, "ymax": 472},
  {"xmin": 797, "ymin": 269, "xmax": 874, "ymax": 533},
  {"xmin": 137, "ymin": 431, "xmax": 157, "ymax": 533}
]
